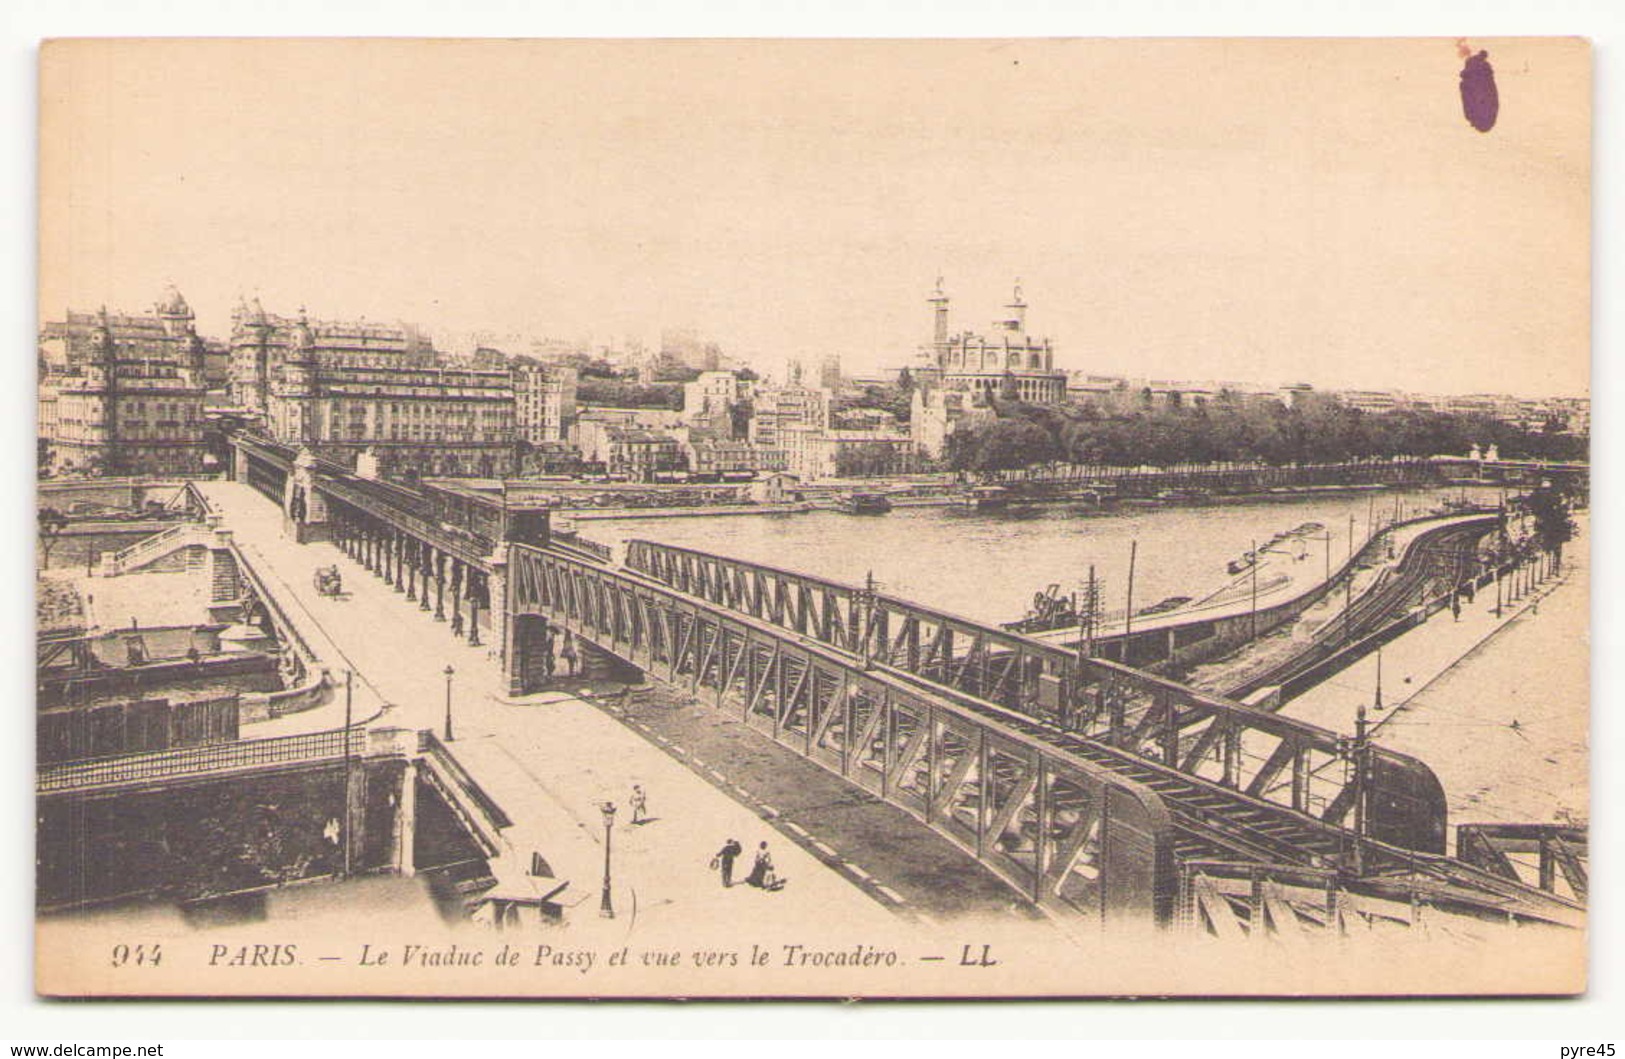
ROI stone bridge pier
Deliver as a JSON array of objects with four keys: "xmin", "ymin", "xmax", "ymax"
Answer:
[
  {"xmin": 505, "ymin": 610, "xmax": 641, "ymax": 695},
  {"xmin": 283, "ymin": 447, "xmax": 330, "ymax": 544}
]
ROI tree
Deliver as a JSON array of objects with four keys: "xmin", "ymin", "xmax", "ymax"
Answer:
[
  {"xmin": 834, "ymin": 382, "xmax": 913, "ymax": 425},
  {"xmin": 951, "ymin": 418, "xmax": 1059, "ymax": 474},
  {"xmin": 1524, "ymin": 482, "xmax": 1578, "ymax": 572},
  {"xmin": 576, "ymin": 378, "xmax": 684, "ymax": 410},
  {"xmin": 38, "ymin": 507, "xmax": 68, "ymax": 570},
  {"xmin": 835, "ymin": 441, "xmax": 903, "ymax": 477}
]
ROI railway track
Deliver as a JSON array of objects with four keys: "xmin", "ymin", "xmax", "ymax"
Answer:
[{"xmin": 1221, "ymin": 520, "xmax": 1496, "ymax": 702}]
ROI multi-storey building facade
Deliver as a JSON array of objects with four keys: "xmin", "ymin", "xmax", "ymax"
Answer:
[
  {"xmin": 41, "ymin": 290, "xmax": 209, "ymax": 476},
  {"xmin": 781, "ymin": 422, "xmax": 912, "ymax": 481},
  {"xmin": 749, "ymin": 381, "xmax": 830, "ymax": 449},
  {"xmin": 573, "ymin": 406, "xmax": 684, "ymax": 467},
  {"xmin": 681, "ymin": 369, "xmax": 749, "ymax": 438},
  {"xmin": 230, "ymin": 302, "xmax": 577, "ymax": 481},
  {"xmin": 682, "ymin": 437, "xmax": 788, "ymax": 479},
  {"xmin": 229, "ymin": 299, "xmax": 437, "ymax": 414},
  {"xmin": 605, "ymin": 428, "xmax": 684, "ymax": 482},
  {"xmin": 265, "ymin": 311, "xmax": 517, "ymax": 479},
  {"xmin": 512, "ymin": 361, "xmax": 578, "ymax": 444}
]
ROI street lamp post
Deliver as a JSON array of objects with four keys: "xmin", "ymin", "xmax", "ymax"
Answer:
[
  {"xmin": 599, "ymin": 801, "xmax": 617, "ymax": 918},
  {"xmin": 443, "ymin": 664, "xmax": 456, "ymax": 742},
  {"xmin": 1249, "ymin": 537, "xmax": 1259, "ymax": 640}
]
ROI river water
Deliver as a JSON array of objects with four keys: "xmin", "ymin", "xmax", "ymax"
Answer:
[{"xmin": 584, "ymin": 485, "xmax": 1503, "ymax": 628}]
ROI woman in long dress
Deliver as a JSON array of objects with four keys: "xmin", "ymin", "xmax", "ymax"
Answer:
[{"xmin": 745, "ymin": 841, "xmax": 773, "ymax": 888}]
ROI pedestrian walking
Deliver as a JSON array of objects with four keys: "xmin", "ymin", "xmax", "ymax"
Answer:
[
  {"xmin": 630, "ymin": 783, "xmax": 649, "ymax": 825},
  {"xmin": 711, "ymin": 838, "xmax": 743, "ymax": 887},
  {"xmin": 561, "ymin": 631, "xmax": 579, "ymax": 676}
]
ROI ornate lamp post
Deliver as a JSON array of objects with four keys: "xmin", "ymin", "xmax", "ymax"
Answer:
[
  {"xmin": 443, "ymin": 664, "xmax": 456, "ymax": 741},
  {"xmin": 599, "ymin": 801, "xmax": 617, "ymax": 918}
]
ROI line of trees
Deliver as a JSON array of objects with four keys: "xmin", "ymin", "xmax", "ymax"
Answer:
[
  {"xmin": 945, "ymin": 392, "xmax": 1587, "ymax": 474},
  {"xmin": 575, "ymin": 377, "xmax": 685, "ymax": 410}
]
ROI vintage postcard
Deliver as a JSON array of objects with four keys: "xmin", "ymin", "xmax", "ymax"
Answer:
[{"xmin": 34, "ymin": 37, "xmax": 1590, "ymax": 998}]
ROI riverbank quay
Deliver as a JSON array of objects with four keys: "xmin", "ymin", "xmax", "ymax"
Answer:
[
  {"xmin": 567, "ymin": 501, "xmax": 811, "ymax": 520},
  {"xmin": 1281, "ymin": 516, "xmax": 1587, "ymax": 835},
  {"xmin": 1180, "ymin": 511, "xmax": 1499, "ymax": 696},
  {"xmin": 562, "ymin": 481, "xmax": 1452, "ymax": 522},
  {"xmin": 1027, "ymin": 509, "xmax": 1495, "ymax": 672}
]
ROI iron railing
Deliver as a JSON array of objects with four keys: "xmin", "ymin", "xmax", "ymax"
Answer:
[{"xmin": 39, "ymin": 726, "xmax": 365, "ymax": 794}]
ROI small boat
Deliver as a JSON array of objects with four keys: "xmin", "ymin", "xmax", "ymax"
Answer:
[
  {"xmin": 1227, "ymin": 552, "xmax": 1257, "ymax": 576},
  {"xmin": 835, "ymin": 492, "xmax": 893, "ymax": 515},
  {"xmin": 963, "ymin": 485, "xmax": 1011, "ymax": 511}
]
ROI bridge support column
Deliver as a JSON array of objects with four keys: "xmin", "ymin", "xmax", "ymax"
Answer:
[
  {"xmin": 487, "ymin": 548, "xmax": 508, "ymax": 665},
  {"xmin": 391, "ymin": 760, "xmax": 418, "ymax": 878},
  {"xmin": 450, "ymin": 563, "xmax": 465, "ymax": 638},
  {"xmin": 506, "ymin": 612, "xmax": 552, "ymax": 696},
  {"xmin": 418, "ymin": 543, "xmax": 432, "ymax": 612},
  {"xmin": 343, "ymin": 754, "xmax": 369, "ymax": 878},
  {"xmin": 468, "ymin": 571, "xmax": 483, "ymax": 647},
  {"xmin": 405, "ymin": 540, "xmax": 418, "ymax": 601},
  {"xmin": 434, "ymin": 552, "xmax": 446, "ymax": 621}
]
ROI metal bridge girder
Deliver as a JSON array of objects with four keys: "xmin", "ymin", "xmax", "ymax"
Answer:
[{"xmin": 621, "ymin": 538, "xmax": 1454, "ymax": 861}]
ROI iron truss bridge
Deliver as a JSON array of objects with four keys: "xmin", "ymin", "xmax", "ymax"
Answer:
[{"xmin": 510, "ymin": 541, "xmax": 1581, "ymax": 938}]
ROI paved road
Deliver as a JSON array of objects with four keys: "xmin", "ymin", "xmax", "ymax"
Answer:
[
  {"xmin": 602, "ymin": 682, "xmax": 1044, "ymax": 924},
  {"xmin": 198, "ymin": 481, "xmax": 963, "ymax": 943}
]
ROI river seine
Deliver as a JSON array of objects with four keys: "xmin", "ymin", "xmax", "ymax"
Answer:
[{"xmin": 585, "ymin": 485, "xmax": 1500, "ymax": 627}]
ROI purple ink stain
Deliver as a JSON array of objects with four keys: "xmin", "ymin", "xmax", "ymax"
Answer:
[{"xmin": 1460, "ymin": 50, "xmax": 1498, "ymax": 132}]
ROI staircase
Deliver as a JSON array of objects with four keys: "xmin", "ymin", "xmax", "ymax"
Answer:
[{"xmin": 99, "ymin": 520, "xmax": 234, "ymax": 584}]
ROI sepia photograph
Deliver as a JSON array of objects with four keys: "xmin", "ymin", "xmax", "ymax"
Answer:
[{"xmin": 30, "ymin": 35, "xmax": 1591, "ymax": 1001}]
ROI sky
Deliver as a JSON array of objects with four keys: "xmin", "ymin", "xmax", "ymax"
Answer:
[{"xmin": 38, "ymin": 37, "xmax": 1590, "ymax": 397}]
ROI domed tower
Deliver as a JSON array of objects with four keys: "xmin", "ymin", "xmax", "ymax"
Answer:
[
  {"xmin": 156, "ymin": 286, "xmax": 207, "ymax": 388},
  {"xmin": 274, "ymin": 307, "xmax": 319, "ymax": 444},
  {"xmin": 86, "ymin": 305, "xmax": 116, "ymax": 383},
  {"xmin": 156, "ymin": 285, "xmax": 195, "ymax": 337},
  {"xmin": 83, "ymin": 306, "xmax": 119, "ymax": 473},
  {"xmin": 231, "ymin": 296, "xmax": 276, "ymax": 412}
]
